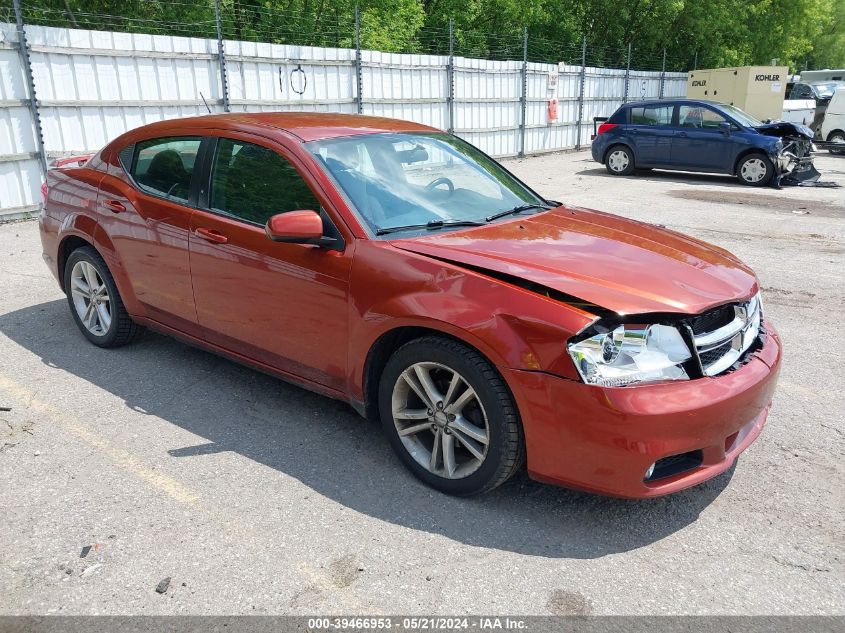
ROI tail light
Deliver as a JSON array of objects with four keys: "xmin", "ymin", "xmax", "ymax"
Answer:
[
  {"xmin": 597, "ymin": 123, "xmax": 618, "ymax": 135},
  {"xmin": 40, "ymin": 181, "xmax": 48, "ymax": 203}
]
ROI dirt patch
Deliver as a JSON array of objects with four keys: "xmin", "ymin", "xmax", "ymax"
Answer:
[
  {"xmin": 668, "ymin": 190, "xmax": 845, "ymax": 217},
  {"xmin": 546, "ymin": 590, "xmax": 593, "ymax": 615}
]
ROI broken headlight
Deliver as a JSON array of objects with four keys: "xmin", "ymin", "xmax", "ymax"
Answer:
[{"xmin": 568, "ymin": 324, "xmax": 692, "ymax": 387}]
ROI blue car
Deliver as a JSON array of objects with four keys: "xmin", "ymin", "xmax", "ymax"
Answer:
[{"xmin": 591, "ymin": 99, "xmax": 819, "ymax": 186}]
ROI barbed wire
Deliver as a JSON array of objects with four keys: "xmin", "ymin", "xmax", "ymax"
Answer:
[{"xmin": 1, "ymin": 0, "xmax": 691, "ymax": 72}]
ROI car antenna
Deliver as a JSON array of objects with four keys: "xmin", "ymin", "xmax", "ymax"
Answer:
[{"xmin": 200, "ymin": 92, "xmax": 212, "ymax": 114}]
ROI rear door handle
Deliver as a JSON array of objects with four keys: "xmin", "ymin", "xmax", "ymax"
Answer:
[
  {"xmin": 103, "ymin": 199, "xmax": 126, "ymax": 213},
  {"xmin": 195, "ymin": 227, "xmax": 228, "ymax": 244},
  {"xmin": 677, "ymin": 131, "xmax": 688, "ymax": 138}
]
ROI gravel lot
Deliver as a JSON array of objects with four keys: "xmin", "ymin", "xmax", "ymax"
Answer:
[{"xmin": 1, "ymin": 151, "xmax": 843, "ymax": 616}]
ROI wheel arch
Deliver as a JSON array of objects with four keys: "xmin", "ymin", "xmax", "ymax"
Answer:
[
  {"xmin": 733, "ymin": 147, "xmax": 771, "ymax": 175},
  {"xmin": 361, "ymin": 326, "xmax": 506, "ymax": 423},
  {"xmin": 57, "ymin": 234, "xmax": 97, "ymax": 293},
  {"xmin": 826, "ymin": 128, "xmax": 845, "ymax": 140},
  {"xmin": 602, "ymin": 141, "xmax": 634, "ymax": 164}
]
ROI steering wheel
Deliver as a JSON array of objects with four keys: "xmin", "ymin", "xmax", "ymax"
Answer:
[{"xmin": 425, "ymin": 177, "xmax": 455, "ymax": 195}]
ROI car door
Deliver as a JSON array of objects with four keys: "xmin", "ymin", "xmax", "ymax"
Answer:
[
  {"xmin": 188, "ymin": 132, "xmax": 352, "ymax": 392},
  {"xmin": 97, "ymin": 136, "xmax": 202, "ymax": 333},
  {"xmin": 626, "ymin": 103, "xmax": 674, "ymax": 166},
  {"xmin": 671, "ymin": 104, "xmax": 737, "ymax": 172}
]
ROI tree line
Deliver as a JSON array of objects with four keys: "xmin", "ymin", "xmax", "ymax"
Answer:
[{"xmin": 19, "ymin": 0, "xmax": 845, "ymax": 71}]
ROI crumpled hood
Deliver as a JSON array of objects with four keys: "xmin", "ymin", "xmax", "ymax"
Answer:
[
  {"xmin": 390, "ymin": 207, "xmax": 758, "ymax": 316},
  {"xmin": 755, "ymin": 121, "xmax": 814, "ymax": 139}
]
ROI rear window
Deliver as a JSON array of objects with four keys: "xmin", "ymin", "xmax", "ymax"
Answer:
[{"xmin": 629, "ymin": 105, "xmax": 673, "ymax": 126}]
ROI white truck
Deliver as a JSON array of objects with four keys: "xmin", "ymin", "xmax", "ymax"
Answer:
[{"xmin": 820, "ymin": 88, "xmax": 845, "ymax": 154}]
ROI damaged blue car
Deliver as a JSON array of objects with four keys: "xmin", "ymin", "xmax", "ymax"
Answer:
[{"xmin": 591, "ymin": 99, "xmax": 819, "ymax": 187}]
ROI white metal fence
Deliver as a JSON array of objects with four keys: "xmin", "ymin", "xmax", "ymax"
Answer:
[{"xmin": 0, "ymin": 21, "xmax": 687, "ymax": 220}]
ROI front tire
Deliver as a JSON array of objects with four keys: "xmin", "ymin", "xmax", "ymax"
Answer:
[
  {"xmin": 378, "ymin": 336, "xmax": 524, "ymax": 496},
  {"xmin": 605, "ymin": 145, "xmax": 635, "ymax": 176},
  {"xmin": 64, "ymin": 246, "xmax": 144, "ymax": 347},
  {"xmin": 737, "ymin": 153, "xmax": 773, "ymax": 186}
]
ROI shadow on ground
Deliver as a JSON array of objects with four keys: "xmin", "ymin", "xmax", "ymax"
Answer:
[
  {"xmin": 0, "ymin": 300, "xmax": 735, "ymax": 559},
  {"xmin": 576, "ymin": 165, "xmax": 744, "ymax": 188}
]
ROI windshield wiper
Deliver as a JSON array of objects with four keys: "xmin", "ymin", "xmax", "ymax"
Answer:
[
  {"xmin": 485, "ymin": 202, "xmax": 554, "ymax": 222},
  {"xmin": 376, "ymin": 219, "xmax": 485, "ymax": 236}
]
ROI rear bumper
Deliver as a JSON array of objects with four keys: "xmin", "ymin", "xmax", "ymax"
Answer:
[
  {"xmin": 504, "ymin": 324, "xmax": 782, "ymax": 498},
  {"xmin": 38, "ymin": 211, "xmax": 62, "ymax": 288}
]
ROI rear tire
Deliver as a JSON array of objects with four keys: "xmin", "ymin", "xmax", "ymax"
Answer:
[
  {"xmin": 63, "ymin": 246, "xmax": 144, "ymax": 347},
  {"xmin": 378, "ymin": 336, "xmax": 524, "ymax": 496},
  {"xmin": 605, "ymin": 145, "xmax": 635, "ymax": 176},
  {"xmin": 736, "ymin": 153, "xmax": 773, "ymax": 186}
]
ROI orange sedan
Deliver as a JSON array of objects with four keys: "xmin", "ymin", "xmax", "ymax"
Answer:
[{"xmin": 39, "ymin": 113, "xmax": 781, "ymax": 497}]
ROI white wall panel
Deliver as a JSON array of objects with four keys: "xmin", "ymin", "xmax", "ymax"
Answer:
[{"xmin": 0, "ymin": 21, "xmax": 687, "ymax": 218}]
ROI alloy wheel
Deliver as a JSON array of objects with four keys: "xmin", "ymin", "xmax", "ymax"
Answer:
[
  {"xmin": 70, "ymin": 260, "xmax": 112, "ymax": 336},
  {"xmin": 391, "ymin": 362, "xmax": 490, "ymax": 479},
  {"xmin": 608, "ymin": 149, "xmax": 629, "ymax": 172}
]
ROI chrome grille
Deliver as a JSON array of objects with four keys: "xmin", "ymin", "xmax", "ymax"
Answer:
[{"xmin": 691, "ymin": 294, "xmax": 762, "ymax": 377}]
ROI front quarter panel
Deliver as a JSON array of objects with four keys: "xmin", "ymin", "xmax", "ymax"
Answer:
[{"xmin": 347, "ymin": 240, "xmax": 596, "ymax": 402}]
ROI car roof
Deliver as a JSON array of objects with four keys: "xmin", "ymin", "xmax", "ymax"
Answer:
[{"xmin": 123, "ymin": 112, "xmax": 440, "ymax": 143}]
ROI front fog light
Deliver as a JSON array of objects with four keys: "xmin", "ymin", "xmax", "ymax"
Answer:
[
  {"xmin": 568, "ymin": 324, "xmax": 692, "ymax": 387},
  {"xmin": 644, "ymin": 463, "xmax": 656, "ymax": 480}
]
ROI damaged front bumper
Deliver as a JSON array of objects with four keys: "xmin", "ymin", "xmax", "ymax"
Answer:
[
  {"xmin": 757, "ymin": 121, "xmax": 820, "ymax": 187},
  {"xmin": 772, "ymin": 139, "xmax": 820, "ymax": 186}
]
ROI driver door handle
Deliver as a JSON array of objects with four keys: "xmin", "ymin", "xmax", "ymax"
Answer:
[
  {"xmin": 195, "ymin": 227, "xmax": 228, "ymax": 244},
  {"xmin": 102, "ymin": 199, "xmax": 126, "ymax": 213},
  {"xmin": 677, "ymin": 131, "xmax": 688, "ymax": 138}
]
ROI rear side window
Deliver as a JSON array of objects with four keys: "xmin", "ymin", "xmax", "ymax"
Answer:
[
  {"xmin": 608, "ymin": 108, "xmax": 627, "ymax": 124},
  {"xmin": 129, "ymin": 137, "xmax": 201, "ymax": 203},
  {"xmin": 209, "ymin": 138, "xmax": 321, "ymax": 226},
  {"xmin": 629, "ymin": 105, "xmax": 673, "ymax": 126}
]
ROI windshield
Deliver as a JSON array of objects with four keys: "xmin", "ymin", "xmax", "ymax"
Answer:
[
  {"xmin": 715, "ymin": 103, "xmax": 763, "ymax": 127},
  {"xmin": 306, "ymin": 132, "xmax": 545, "ymax": 236},
  {"xmin": 814, "ymin": 82, "xmax": 845, "ymax": 98}
]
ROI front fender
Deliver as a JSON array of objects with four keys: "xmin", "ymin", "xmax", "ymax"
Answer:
[{"xmin": 347, "ymin": 242, "xmax": 593, "ymax": 400}]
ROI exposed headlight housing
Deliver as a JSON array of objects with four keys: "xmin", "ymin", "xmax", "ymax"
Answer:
[{"xmin": 568, "ymin": 324, "xmax": 692, "ymax": 387}]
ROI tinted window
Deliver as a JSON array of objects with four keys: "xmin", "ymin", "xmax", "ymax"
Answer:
[
  {"xmin": 608, "ymin": 108, "xmax": 627, "ymax": 124},
  {"xmin": 678, "ymin": 105, "xmax": 728, "ymax": 129},
  {"xmin": 629, "ymin": 105, "xmax": 673, "ymax": 126},
  {"xmin": 209, "ymin": 139, "xmax": 321, "ymax": 226},
  {"xmin": 130, "ymin": 137, "xmax": 200, "ymax": 202},
  {"xmin": 790, "ymin": 84, "xmax": 812, "ymax": 99}
]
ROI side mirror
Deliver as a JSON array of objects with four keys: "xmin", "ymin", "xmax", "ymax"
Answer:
[
  {"xmin": 265, "ymin": 210, "xmax": 336, "ymax": 247},
  {"xmin": 719, "ymin": 121, "xmax": 732, "ymax": 135}
]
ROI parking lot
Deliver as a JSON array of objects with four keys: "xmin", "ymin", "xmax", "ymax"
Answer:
[{"xmin": 1, "ymin": 150, "xmax": 843, "ymax": 616}]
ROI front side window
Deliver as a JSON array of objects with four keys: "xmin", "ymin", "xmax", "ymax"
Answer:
[
  {"xmin": 678, "ymin": 105, "xmax": 729, "ymax": 130},
  {"xmin": 209, "ymin": 138, "xmax": 321, "ymax": 226},
  {"xmin": 306, "ymin": 133, "xmax": 543, "ymax": 235},
  {"xmin": 129, "ymin": 137, "xmax": 201, "ymax": 202},
  {"xmin": 629, "ymin": 105, "xmax": 673, "ymax": 126}
]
